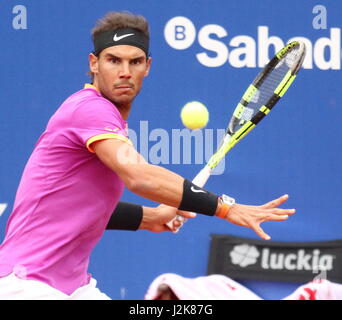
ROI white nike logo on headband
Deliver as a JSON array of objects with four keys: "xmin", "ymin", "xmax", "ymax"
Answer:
[{"xmin": 113, "ymin": 33, "xmax": 135, "ymax": 41}]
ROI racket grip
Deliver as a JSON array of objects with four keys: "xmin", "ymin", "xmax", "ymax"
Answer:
[
  {"xmin": 192, "ymin": 166, "xmax": 212, "ymax": 187},
  {"xmin": 166, "ymin": 166, "xmax": 212, "ymax": 232}
]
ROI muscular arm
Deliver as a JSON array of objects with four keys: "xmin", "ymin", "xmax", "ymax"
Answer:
[
  {"xmin": 93, "ymin": 138, "xmax": 296, "ymax": 240},
  {"xmin": 92, "ymin": 138, "xmax": 190, "ymax": 208}
]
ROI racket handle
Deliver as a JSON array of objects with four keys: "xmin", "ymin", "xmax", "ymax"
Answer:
[
  {"xmin": 192, "ymin": 166, "xmax": 212, "ymax": 187},
  {"xmin": 166, "ymin": 166, "xmax": 212, "ymax": 231}
]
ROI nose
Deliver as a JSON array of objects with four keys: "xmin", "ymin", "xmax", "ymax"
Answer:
[{"xmin": 118, "ymin": 61, "xmax": 131, "ymax": 79}]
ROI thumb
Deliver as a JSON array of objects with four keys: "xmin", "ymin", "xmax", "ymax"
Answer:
[
  {"xmin": 252, "ymin": 223, "xmax": 271, "ymax": 241},
  {"xmin": 177, "ymin": 210, "xmax": 197, "ymax": 219}
]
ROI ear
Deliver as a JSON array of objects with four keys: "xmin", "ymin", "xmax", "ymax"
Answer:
[
  {"xmin": 144, "ymin": 57, "xmax": 152, "ymax": 77},
  {"xmin": 89, "ymin": 53, "xmax": 99, "ymax": 74}
]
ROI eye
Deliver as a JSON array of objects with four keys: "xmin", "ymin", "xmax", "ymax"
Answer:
[
  {"xmin": 110, "ymin": 57, "xmax": 120, "ymax": 64},
  {"xmin": 130, "ymin": 58, "xmax": 143, "ymax": 65}
]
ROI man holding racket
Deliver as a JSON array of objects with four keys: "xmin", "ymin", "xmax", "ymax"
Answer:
[{"xmin": 0, "ymin": 11, "xmax": 295, "ymax": 300}]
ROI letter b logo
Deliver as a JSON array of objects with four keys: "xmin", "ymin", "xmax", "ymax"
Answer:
[{"xmin": 164, "ymin": 16, "xmax": 196, "ymax": 50}]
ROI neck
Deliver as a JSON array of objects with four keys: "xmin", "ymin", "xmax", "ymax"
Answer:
[{"xmin": 114, "ymin": 103, "xmax": 131, "ymax": 121}]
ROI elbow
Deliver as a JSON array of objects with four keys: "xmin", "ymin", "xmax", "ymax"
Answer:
[
  {"xmin": 125, "ymin": 175, "xmax": 155, "ymax": 195},
  {"xmin": 119, "ymin": 163, "xmax": 157, "ymax": 195},
  {"xmin": 125, "ymin": 178, "xmax": 141, "ymax": 193}
]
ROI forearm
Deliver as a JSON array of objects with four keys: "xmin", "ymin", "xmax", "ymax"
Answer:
[
  {"xmin": 127, "ymin": 163, "xmax": 184, "ymax": 208},
  {"xmin": 129, "ymin": 163, "xmax": 224, "ymax": 217}
]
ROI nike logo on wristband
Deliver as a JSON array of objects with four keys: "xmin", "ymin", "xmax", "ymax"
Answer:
[
  {"xmin": 113, "ymin": 33, "xmax": 134, "ymax": 41},
  {"xmin": 190, "ymin": 186, "xmax": 206, "ymax": 193}
]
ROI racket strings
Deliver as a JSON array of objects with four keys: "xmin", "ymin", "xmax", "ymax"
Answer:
[
  {"xmin": 235, "ymin": 48, "xmax": 301, "ymax": 130},
  {"xmin": 257, "ymin": 49, "xmax": 300, "ymax": 99}
]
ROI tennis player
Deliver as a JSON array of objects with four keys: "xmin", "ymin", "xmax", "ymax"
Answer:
[{"xmin": 0, "ymin": 11, "xmax": 295, "ymax": 300}]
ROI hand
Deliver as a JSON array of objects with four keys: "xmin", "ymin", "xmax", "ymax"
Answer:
[
  {"xmin": 140, "ymin": 204, "xmax": 196, "ymax": 233},
  {"xmin": 222, "ymin": 194, "xmax": 295, "ymax": 240}
]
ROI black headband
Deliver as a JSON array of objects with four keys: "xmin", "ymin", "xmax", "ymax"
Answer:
[{"xmin": 93, "ymin": 28, "xmax": 149, "ymax": 57}]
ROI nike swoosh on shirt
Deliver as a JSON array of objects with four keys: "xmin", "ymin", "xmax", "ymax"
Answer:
[
  {"xmin": 190, "ymin": 186, "xmax": 206, "ymax": 193},
  {"xmin": 113, "ymin": 33, "xmax": 135, "ymax": 41}
]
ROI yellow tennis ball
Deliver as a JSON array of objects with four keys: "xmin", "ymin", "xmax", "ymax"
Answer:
[{"xmin": 180, "ymin": 101, "xmax": 209, "ymax": 130}]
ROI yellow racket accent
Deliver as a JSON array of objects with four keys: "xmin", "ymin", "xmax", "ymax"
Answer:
[
  {"xmin": 260, "ymin": 105, "xmax": 271, "ymax": 114},
  {"xmin": 234, "ymin": 121, "xmax": 256, "ymax": 142},
  {"xmin": 276, "ymin": 41, "xmax": 299, "ymax": 59},
  {"xmin": 233, "ymin": 103, "xmax": 245, "ymax": 119},
  {"xmin": 242, "ymin": 85, "xmax": 258, "ymax": 102},
  {"xmin": 274, "ymin": 71, "xmax": 297, "ymax": 97},
  {"xmin": 207, "ymin": 121, "xmax": 256, "ymax": 169},
  {"xmin": 278, "ymin": 75, "xmax": 296, "ymax": 97}
]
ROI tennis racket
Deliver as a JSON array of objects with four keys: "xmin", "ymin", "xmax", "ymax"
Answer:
[{"xmin": 167, "ymin": 40, "xmax": 306, "ymax": 230}]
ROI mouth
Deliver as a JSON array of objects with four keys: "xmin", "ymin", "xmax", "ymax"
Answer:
[{"xmin": 114, "ymin": 83, "xmax": 133, "ymax": 90}]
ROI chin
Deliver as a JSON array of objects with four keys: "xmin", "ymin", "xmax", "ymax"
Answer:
[{"xmin": 111, "ymin": 96, "xmax": 135, "ymax": 107}]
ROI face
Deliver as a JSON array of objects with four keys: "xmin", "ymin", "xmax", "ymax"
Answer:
[{"xmin": 89, "ymin": 45, "xmax": 151, "ymax": 109}]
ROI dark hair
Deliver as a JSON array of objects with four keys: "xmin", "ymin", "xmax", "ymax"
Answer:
[
  {"xmin": 91, "ymin": 11, "xmax": 149, "ymax": 41},
  {"xmin": 88, "ymin": 11, "xmax": 150, "ymax": 81}
]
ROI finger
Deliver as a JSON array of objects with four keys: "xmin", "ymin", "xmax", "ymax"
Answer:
[
  {"xmin": 165, "ymin": 217, "xmax": 185, "ymax": 234},
  {"xmin": 262, "ymin": 214, "xmax": 289, "ymax": 222},
  {"xmin": 270, "ymin": 208, "xmax": 296, "ymax": 216},
  {"xmin": 173, "ymin": 219, "xmax": 183, "ymax": 227},
  {"xmin": 166, "ymin": 223, "xmax": 180, "ymax": 233},
  {"xmin": 262, "ymin": 194, "xmax": 289, "ymax": 209},
  {"xmin": 169, "ymin": 219, "xmax": 185, "ymax": 234},
  {"xmin": 258, "ymin": 208, "xmax": 296, "ymax": 223},
  {"xmin": 164, "ymin": 218, "xmax": 181, "ymax": 232},
  {"xmin": 251, "ymin": 223, "xmax": 271, "ymax": 240},
  {"xmin": 177, "ymin": 210, "xmax": 196, "ymax": 219},
  {"xmin": 171, "ymin": 226, "xmax": 180, "ymax": 234}
]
